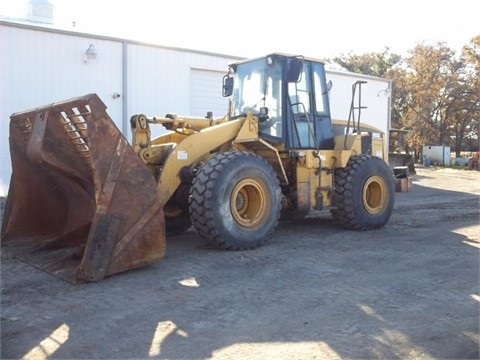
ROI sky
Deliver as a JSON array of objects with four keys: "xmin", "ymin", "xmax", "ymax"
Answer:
[{"xmin": 1, "ymin": 0, "xmax": 479, "ymax": 60}]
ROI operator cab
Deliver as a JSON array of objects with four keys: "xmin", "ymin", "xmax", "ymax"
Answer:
[{"xmin": 223, "ymin": 53, "xmax": 334, "ymax": 150}]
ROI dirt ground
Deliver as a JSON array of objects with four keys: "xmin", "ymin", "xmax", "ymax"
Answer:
[{"xmin": 1, "ymin": 166, "xmax": 479, "ymax": 360}]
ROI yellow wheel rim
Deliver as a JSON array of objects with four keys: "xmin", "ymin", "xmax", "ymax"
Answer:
[
  {"xmin": 362, "ymin": 175, "xmax": 388, "ymax": 214},
  {"xmin": 230, "ymin": 178, "xmax": 268, "ymax": 227}
]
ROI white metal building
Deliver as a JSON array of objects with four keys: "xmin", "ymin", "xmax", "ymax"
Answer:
[{"xmin": 0, "ymin": 19, "xmax": 392, "ymax": 196}]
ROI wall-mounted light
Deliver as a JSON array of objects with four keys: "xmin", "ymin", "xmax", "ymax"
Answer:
[
  {"xmin": 84, "ymin": 44, "xmax": 97, "ymax": 64},
  {"xmin": 377, "ymin": 84, "xmax": 391, "ymax": 97}
]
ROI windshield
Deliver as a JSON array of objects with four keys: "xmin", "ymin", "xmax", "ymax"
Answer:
[{"xmin": 231, "ymin": 58, "xmax": 283, "ymax": 137}]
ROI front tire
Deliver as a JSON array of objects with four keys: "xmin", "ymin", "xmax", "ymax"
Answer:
[
  {"xmin": 189, "ymin": 151, "xmax": 282, "ymax": 250},
  {"xmin": 331, "ymin": 155, "xmax": 395, "ymax": 230}
]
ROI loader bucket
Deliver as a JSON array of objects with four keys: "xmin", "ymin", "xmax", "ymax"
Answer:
[{"xmin": 1, "ymin": 94, "xmax": 166, "ymax": 283}]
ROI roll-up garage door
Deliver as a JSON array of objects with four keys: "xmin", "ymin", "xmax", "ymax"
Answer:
[{"xmin": 190, "ymin": 69, "xmax": 229, "ymax": 118}]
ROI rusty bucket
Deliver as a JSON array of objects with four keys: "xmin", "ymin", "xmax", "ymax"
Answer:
[{"xmin": 1, "ymin": 94, "xmax": 166, "ymax": 283}]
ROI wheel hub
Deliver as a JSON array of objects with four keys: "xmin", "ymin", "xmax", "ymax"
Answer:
[
  {"xmin": 363, "ymin": 175, "xmax": 387, "ymax": 214},
  {"xmin": 230, "ymin": 179, "xmax": 267, "ymax": 227}
]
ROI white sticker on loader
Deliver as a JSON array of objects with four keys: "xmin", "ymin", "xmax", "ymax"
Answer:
[{"xmin": 177, "ymin": 150, "xmax": 188, "ymax": 160}]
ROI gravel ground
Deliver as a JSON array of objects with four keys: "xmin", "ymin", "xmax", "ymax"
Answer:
[{"xmin": 1, "ymin": 166, "xmax": 479, "ymax": 360}]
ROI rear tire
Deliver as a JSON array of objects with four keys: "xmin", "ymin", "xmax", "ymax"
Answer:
[
  {"xmin": 189, "ymin": 151, "xmax": 282, "ymax": 250},
  {"xmin": 331, "ymin": 155, "xmax": 394, "ymax": 230}
]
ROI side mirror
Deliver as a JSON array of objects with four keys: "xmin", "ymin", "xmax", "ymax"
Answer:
[
  {"xmin": 285, "ymin": 57, "xmax": 303, "ymax": 83},
  {"xmin": 323, "ymin": 80, "xmax": 333, "ymax": 95},
  {"xmin": 222, "ymin": 75, "xmax": 234, "ymax": 97}
]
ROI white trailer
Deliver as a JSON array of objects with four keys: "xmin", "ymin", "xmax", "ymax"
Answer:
[
  {"xmin": 422, "ymin": 145, "xmax": 451, "ymax": 166},
  {"xmin": 326, "ymin": 70, "xmax": 392, "ymax": 160}
]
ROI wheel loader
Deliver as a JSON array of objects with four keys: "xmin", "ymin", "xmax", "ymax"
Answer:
[{"xmin": 1, "ymin": 53, "xmax": 395, "ymax": 283}]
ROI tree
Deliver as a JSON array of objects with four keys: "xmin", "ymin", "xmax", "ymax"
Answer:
[
  {"xmin": 387, "ymin": 40, "xmax": 479, "ymax": 157},
  {"xmin": 457, "ymin": 35, "xmax": 480, "ymax": 155},
  {"xmin": 330, "ymin": 47, "xmax": 401, "ymax": 77},
  {"xmin": 397, "ymin": 43, "xmax": 458, "ymax": 147},
  {"xmin": 329, "ymin": 39, "xmax": 480, "ymax": 160}
]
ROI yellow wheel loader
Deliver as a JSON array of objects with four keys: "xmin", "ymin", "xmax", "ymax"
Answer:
[{"xmin": 1, "ymin": 53, "xmax": 395, "ymax": 283}]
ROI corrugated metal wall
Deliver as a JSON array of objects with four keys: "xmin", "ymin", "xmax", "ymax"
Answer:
[
  {"xmin": 0, "ymin": 23, "xmax": 125, "ymax": 195},
  {"xmin": 0, "ymin": 21, "xmax": 240, "ymax": 196},
  {"xmin": 190, "ymin": 69, "xmax": 228, "ymax": 118},
  {"xmin": 0, "ymin": 25, "xmax": 123, "ymax": 122},
  {"xmin": 126, "ymin": 45, "xmax": 234, "ymax": 139}
]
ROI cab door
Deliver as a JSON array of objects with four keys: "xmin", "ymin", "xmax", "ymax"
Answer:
[{"xmin": 286, "ymin": 61, "xmax": 334, "ymax": 150}]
